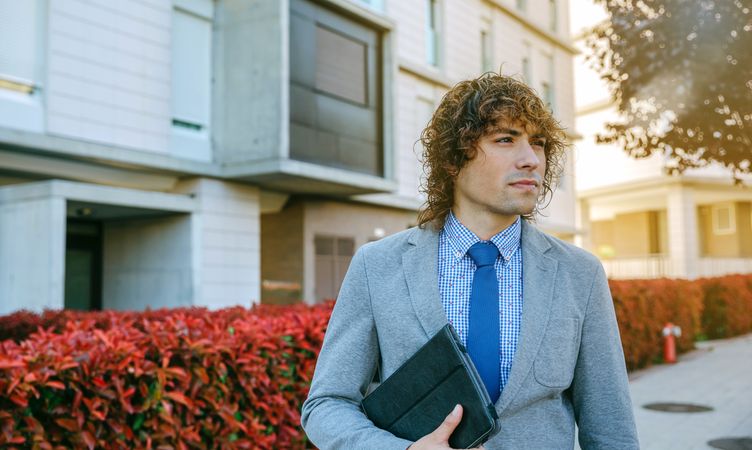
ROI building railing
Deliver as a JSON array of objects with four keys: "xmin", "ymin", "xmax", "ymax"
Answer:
[
  {"xmin": 601, "ymin": 255, "xmax": 671, "ymax": 279},
  {"xmin": 696, "ymin": 258, "xmax": 752, "ymax": 277},
  {"xmin": 602, "ymin": 255, "xmax": 752, "ymax": 279}
]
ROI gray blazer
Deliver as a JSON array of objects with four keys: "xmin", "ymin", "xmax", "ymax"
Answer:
[{"xmin": 301, "ymin": 221, "xmax": 639, "ymax": 449}]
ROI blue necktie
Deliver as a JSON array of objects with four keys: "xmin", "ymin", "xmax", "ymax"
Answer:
[{"xmin": 466, "ymin": 241, "xmax": 501, "ymax": 403}]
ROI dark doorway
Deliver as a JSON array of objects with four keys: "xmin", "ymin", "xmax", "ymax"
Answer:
[{"xmin": 64, "ymin": 220, "xmax": 102, "ymax": 311}]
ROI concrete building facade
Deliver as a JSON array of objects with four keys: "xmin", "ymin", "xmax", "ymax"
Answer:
[
  {"xmin": 0, "ymin": 0, "xmax": 577, "ymax": 313},
  {"xmin": 571, "ymin": 0, "xmax": 752, "ymax": 280}
]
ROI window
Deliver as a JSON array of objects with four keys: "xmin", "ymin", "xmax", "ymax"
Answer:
[
  {"xmin": 316, "ymin": 26, "xmax": 368, "ymax": 105},
  {"xmin": 416, "ymin": 97, "xmax": 435, "ymax": 134},
  {"xmin": 289, "ymin": 0, "xmax": 383, "ymax": 176},
  {"xmin": 480, "ymin": 29, "xmax": 493, "ymax": 72},
  {"xmin": 541, "ymin": 82, "xmax": 552, "ymax": 108},
  {"xmin": 171, "ymin": 1, "xmax": 212, "ymax": 132},
  {"xmin": 541, "ymin": 53, "xmax": 555, "ymax": 111},
  {"xmin": 521, "ymin": 42, "xmax": 532, "ymax": 83},
  {"xmin": 426, "ymin": 0, "xmax": 440, "ymax": 67},
  {"xmin": 549, "ymin": 0, "xmax": 558, "ymax": 32},
  {"xmin": 0, "ymin": 0, "xmax": 41, "ymax": 93},
  {"xmin": 315, "ymin": 236, "xmax": 355, "ymax": 301},
  {"xmin": 712, "ymin": 204, "xmax": 736, "ymax": 235},
  {"xmin": 522, "ymin": 56, "xmax": 531, "ymax": 82}
]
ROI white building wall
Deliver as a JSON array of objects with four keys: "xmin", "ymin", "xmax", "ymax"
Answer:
[
  {"xmin": 0, "ymin": 195, "xmax": 66, "ymax": 314},
  {"xmin": 388, "ymin": 0, "xmax": 425, "ymax": 64},
  {"xmin": 177, "ymin": 178, "xmax": 261, "ymax": 308},
  {"xmin": 46, "ymin": 0, "xmax": 171, "ymax": 153},
  {"xmin": 493, "ymin": 9, "xmax": 525, "ymax": 75},
  {"xmin": 444, "ymin": 0, "xmax": 487, "ymax": 81},
  {"xmin": 538, "ymin": 153, "xmax": 576, "ymax": 234},
  {"xmin": 394, "ymin": 73, "xmax": 442, "ymax": 201},
  {"xmin": 553, "ymin": 49, "xmax": 575, "ymax": 129},
  {"xmin": 103, "ymin": 214, "xmax": 194, "ymax": 310}
]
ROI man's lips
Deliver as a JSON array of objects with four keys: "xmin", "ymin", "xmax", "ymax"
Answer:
[{"xmin": 509, "ymin": 179, "xmax": 539, "ymax": 188}]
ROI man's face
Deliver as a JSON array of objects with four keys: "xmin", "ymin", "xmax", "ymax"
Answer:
[{"xmin": 453, "ymin": 119, "xmax": 547, "ymax": 221}]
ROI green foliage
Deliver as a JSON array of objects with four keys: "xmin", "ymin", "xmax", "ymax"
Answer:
[{"xmin": 585, "ymin": 0, "xmax": 752, "ymax": 180}]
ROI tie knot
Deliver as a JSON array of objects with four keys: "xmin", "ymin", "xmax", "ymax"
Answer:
[{"xmin": 467, "ymin": 242, "xmax": 499, "ymax": 268}]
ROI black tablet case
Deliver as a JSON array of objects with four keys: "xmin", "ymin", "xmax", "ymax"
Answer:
[{"xmin": 361, "ymin": 324, "xmax": 501, "ymax": 449}]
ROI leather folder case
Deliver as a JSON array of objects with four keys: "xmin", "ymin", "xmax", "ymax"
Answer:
[{"xmin": 361, "ymin": 324, "xmax": 501, "ymax": 449}]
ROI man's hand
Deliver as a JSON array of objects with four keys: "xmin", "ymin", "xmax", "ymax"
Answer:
[{"xmin": 407, "ymin": 405, "xmax": 484, "ymax": 450}]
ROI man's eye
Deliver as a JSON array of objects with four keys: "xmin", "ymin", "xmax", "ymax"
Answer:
[
  {"xmin": 532, "ymin": 140, "xmax": 546, "ymax": 147},
  {"xmin": 495, "ymin": 137, "xmax": 513, "ymax": 143}
]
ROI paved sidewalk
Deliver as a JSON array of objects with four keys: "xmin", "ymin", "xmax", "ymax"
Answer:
[
  {"xmin": 575, "ymin": 333, "xmax": 752, "ymax": 449},
  {"xmin": 627, "ymin": 333, "xmax": 752, "ymax": 450}
]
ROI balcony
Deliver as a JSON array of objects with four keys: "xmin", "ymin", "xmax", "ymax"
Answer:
[{"xmin": 213, "ymin": 0, "xmax": 396, "ymax": 196}]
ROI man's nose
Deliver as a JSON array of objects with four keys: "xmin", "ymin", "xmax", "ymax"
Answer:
[{"xmin": 517, "ymin": 140, "xmax": 541, "ymax": 170}]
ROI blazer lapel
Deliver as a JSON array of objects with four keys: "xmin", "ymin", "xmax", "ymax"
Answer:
[
  {"xmin": 496, "ymin": 221, "xmax": 558, "ymax": 412},
  {"xmin": 403, "ymin": 226, "xmax": 448, "ymax": 339}
]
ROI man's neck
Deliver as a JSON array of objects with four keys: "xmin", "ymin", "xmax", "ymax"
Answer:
[{"xmin": 451, "ymin": 209, "xmax": 519, "ymax": 241}]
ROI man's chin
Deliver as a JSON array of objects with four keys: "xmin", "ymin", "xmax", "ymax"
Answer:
[{"xmin": 490, "ymin": 203, "xmax": 537, "ymax": 217}]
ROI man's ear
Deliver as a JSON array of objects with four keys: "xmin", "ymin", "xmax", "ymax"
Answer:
[
  {"xmin": 444, "ymin": 163, "xmax": 460, "ymax": 177},
  {"xmin": 445, "ymin": 145, "xmax": 476, "ymax": 178}
]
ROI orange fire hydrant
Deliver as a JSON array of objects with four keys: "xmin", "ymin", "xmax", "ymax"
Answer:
[{"xmin": 662, "ymin": 322, "xmax": 682, "ymax": 364}]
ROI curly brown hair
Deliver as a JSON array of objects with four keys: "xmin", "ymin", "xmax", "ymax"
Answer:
[{"xmin": 416, "ymin": 72, "xmax": 568, "ymax": 229}]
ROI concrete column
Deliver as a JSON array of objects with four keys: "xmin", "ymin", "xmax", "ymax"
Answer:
[
  {"xmin": 213, "ymin": 0, "xmax": 287, "ymax": 163},
  {"xmin": 666, "ymin": 185, "xmax": 699, "ymax": 279},
  {"xmin": 175, "ymin": 178, "xmax": 261, "ymax": 309},
  {"xmin": 0, "ymin": 194, "xmax": 66, "ymax": 314}
]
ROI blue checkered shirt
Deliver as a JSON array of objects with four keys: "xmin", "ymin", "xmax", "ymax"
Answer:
[{"xmin": 438, "ymin": 212, "xmax": 523, "ymax": 395}]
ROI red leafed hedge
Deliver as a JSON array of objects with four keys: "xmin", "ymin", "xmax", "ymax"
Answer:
[
  {"xmin": 0, "ymin": 308, "xmax": 258, "ymax": 344},
  {"xmin": 698, "ymin": 275, "xmax": 752, "ymax": 339},
  {"xmin": 610, "ymin": 274, "xmax": 752, "ymax": 371},
  {"xmin": 609, "ymin": 278, "xmax": 703, "ymax": 371},
  {"xmin": 0, "ymin": 303, "xmax": 333, "ymax": 450},
  {"xmin": 2, "ymin": 274, "xmax": 752, "ymax": 448}
]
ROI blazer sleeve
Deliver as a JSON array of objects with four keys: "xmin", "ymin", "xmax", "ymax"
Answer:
[
  {"xmin": 571, "ymin": 261, "xmax": 640, "ymax": 450},
  {"xmin": 300, "ymin": 246, "xmax": 413, "ymax": 450}
]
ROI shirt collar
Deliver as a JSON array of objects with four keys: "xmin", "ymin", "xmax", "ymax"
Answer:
[{"xmin": 442, "ymin": 211, "xmax": 521, "ymax": 262}]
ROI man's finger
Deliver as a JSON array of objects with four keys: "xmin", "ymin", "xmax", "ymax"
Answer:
[{"xmin": 430, "ymin": 404, "xmax": 463, "ymax": 443}]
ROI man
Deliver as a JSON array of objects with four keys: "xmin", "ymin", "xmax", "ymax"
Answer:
[{"xmin": 301, "ymin": 73, "xmax": 639, "ymax": 449}]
